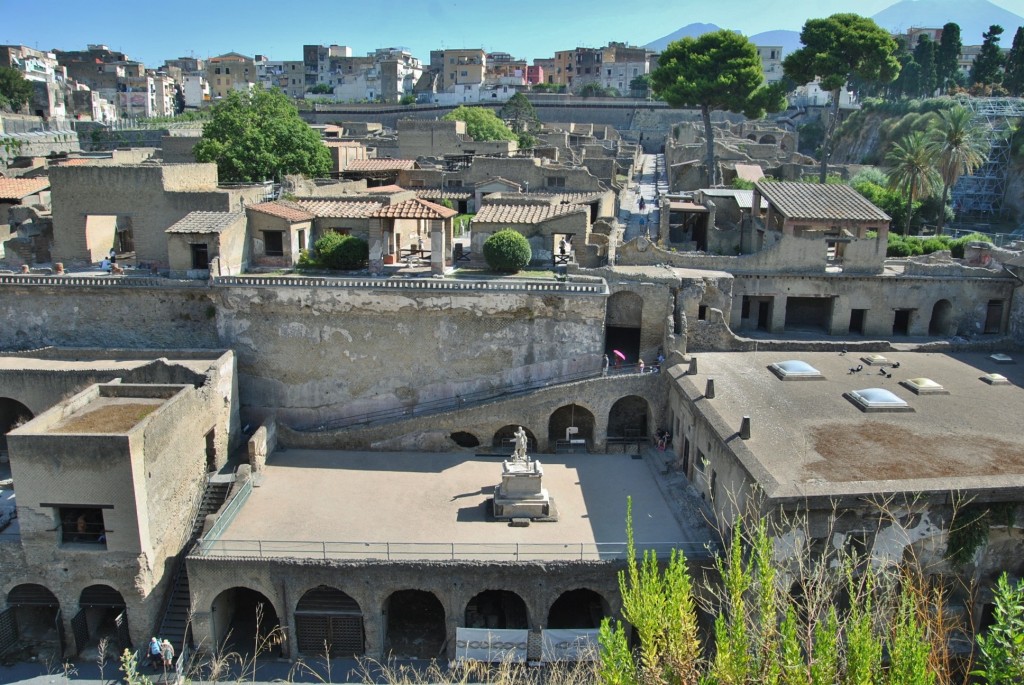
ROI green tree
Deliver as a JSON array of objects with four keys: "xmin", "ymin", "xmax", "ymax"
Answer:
[
  {"xmin": 629, "ymin": 74, "xmax": 652, "ymax": 98},
  {"xmin": 886, "ymin": 130, "xmax": 941, "ymax": 235},
  {"xmin": 194, "ymin": 87, "xmax": 331, "ymax": 182},
  {"xmin": 652, "ymin": 30, "xmax": 786, "ymax": 186},
  {"xmin": 499, "ymin": 92, "xmax": 540, "ymax": 149},
  {"xmin": 936, "ymin": 23, "xmax": 964, "ymax": 92},
  {"xmin": 1004, "ymin": 26, "xmax": 1024, "ymax": 96},
  {"xmin": 308, "ymin": 83, "xmax": 333, "ymax": 95},
  {"xmin": 971, "ymin": 25, "xmax": 1005, "ymax": 85},
  {"xmin": 784, "ymin": 14, "xmax": 901, "ymax": 183},
  {"xmin": 0, "ymin": 66, "xmax": 33, "ymax": 113},
  {"xmin": 926, "ymin": 105, "xmax": 988, "ymax": 234},
  {"xmin": 913, "ymin": 35, "xmax": 938, "ymax": 97},
  {"xmin": 482, "ymin": 229, "xmax": 531, "ymax": 271},
  {"xmin": 314, "ymin": 232, "xmax": 368, "ymax": 270},
  {"xmin": 442, "ymin": 105, "xmax": 517, "ymax": 143},
  {"xmin": 578, "ymin": 82, "xmax": 618, "ymax": 98},
  {"xmin": 974, "ymin": 573, "xmax": 1024, "ymax": 685}
]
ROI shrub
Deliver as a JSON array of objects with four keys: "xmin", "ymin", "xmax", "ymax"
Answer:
[
  {"xmin": 315, "ymin": 233, "xmax": 368, "ymax": 270},
  {"xmin": 921, "ymin": 237, "xmax": 948, "ymax": 254},
  {"xmin": 482, "ymin": 229, "xmax": 531, "ymax": 272}
]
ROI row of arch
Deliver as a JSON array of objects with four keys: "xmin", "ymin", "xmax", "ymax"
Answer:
[
  {"xmin": 448, "ymin": 396, "xmax": 652, "ymax": 450},
  {"xmin": 3, "ymin": 583, "xmax": 129, "ymax": 657},
  {"xmin": 211, "ymin": 585, "xmax": 610, "ymax": 659}
]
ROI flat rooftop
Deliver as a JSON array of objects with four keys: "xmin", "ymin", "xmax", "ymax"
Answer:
[
  {"xmin": 51, "ymin": 396, "xmax": 163, "ymax": 433},
  {"xmin": 679, "ymin": 351, "xmax": 1024, "ymax": 500},
  {"xmin": 0, "ymin": 356, "xmax": 218, "ymax": 376},
  {"xmin": 208, "ymin": 450, "xmax": 706, "ymax": 561}
]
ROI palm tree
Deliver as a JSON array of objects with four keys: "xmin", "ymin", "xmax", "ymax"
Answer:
[
  {"xmin": 886, "ymin": 131, "xmax": 941, "ymax": 236},
  {"xmin": 926, "ymin": 106, "xmax": 988, "ymax": 235}
]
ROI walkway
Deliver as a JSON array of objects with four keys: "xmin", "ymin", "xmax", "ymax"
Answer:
[{"xmin": 621, "ymin": 153, "xmax": 668, "ymax": 242}]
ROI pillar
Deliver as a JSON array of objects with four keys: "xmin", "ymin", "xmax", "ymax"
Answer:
[
  {"xmin": 770, "ymin": 294, "xmax": 787, "ymax": 334},
  {"xmin": 367, "ymin": 218, "xmax": 385, "ymax": 275},
  {"xmin": 431, "ymin": 218, "xmax": 447, "ymax": 275}
]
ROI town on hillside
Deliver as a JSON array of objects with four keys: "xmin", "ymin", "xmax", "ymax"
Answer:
[{"xmin": 2, "ymin": 9, "xmax": 1024, "ymax": 685}]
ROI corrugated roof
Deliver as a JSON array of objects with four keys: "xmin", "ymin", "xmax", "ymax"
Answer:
[
  {"xmin": 473, "ymin": 202, "xmax": 585, "ymax": 224},
  {"xmin": 0, "ymin": 177, "xmax": 50, "ymax": 201},
  {"xmin": 701, "ymin": 189, "xmax": 767, "ymax": 210},
  {"xmin": 415, "ymin": 188, "xmax": 474, "ymax": 201},
  {"xmin": 756, "ymin": 181, "xmax": 890, "ymax": 222},
  {"xmin": 345, "ymin": 159, "xmax": 416, "ymax": 172},
  {"xmin": 248, "ymin": 200, "xmax": 315, "ymax": 222},
  {"xmin": 364, "ymin": 184, "xmax": 405, "ymax": 193},
  {"xmin": 165, "ymin": 211, "xmax": 244, "ymax": 234},
  {"xmin": 297, "ymin": 199, "xmax": 383, "ymax": 219},
  {"xmin": 372, "ymin": 198, "xmax": 458, "ymax": 219},
  {"xmin": 529, "ymin": 191, "xmax": 606, "ymax": 204}
]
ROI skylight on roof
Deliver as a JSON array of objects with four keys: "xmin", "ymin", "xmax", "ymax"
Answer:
[
  {"xmin": 899, "ymin": 378, "xmax": 949, "ymax": 395},
  {"xmin": 861, "ymin": 354, "xmax": 890, "ymax": 366},
  {"xmin": 980, "ymin": 373, "xmax": 1011, "ymax": 386},
  {"xmin": 844, "ymin": 387, "xmax": 913, "ymax": 413},
  {"xmin": 990, "ymin": 354, "xmax": 1014, "ymax": 364},
  {"xmin": 768, "ymin": 360, "xmax": 824, "ymax": 381}
]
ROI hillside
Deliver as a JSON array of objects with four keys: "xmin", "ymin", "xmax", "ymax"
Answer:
[
  {"xmin": 872, "ymin": 0, "xmax": 1024, "ymax": 43},
  {"xmin": 645, "ymin": 23, "xmax": 723, "ymax": 52}
]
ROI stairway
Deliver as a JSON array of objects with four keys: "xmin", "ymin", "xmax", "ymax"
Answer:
[{"xmin": 156, "ymin": 478, "xmax": 232, "ymax": 650}]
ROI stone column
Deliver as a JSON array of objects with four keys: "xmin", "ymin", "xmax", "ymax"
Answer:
[
  {"xmin": 431, "ymin": 219, "xmax": 447, "ymax": 275},
  {"xmin": 368, "ymin": 218, "xmax": 385, "ymax": 275},
  {"xmin": 770, "ymin": 294, "xmax": 787, "ymax": 334}
]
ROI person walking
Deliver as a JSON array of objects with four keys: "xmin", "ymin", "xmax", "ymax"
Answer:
[
  {"xmin": 161, "ymin": 638, "xmax": 175, "ymax": 670},
  {"xmin": 148, "ymin": 637, "xmax": 162, "ymax": 671}
]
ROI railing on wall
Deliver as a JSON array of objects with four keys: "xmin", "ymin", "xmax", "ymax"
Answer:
[
  {"xmin": 198, "ymin": 478, "xmax": 253, "ymax": 545},
  {"xmin": 193, "ymin": 538, "xmax": 714, "ymax": 561},
  {"xmin": 0, "ymin": 275, "xmax": 169, "ymax": 287},
  {"xmin": 212, "ymin": 275, "xmax": 607, "ymax": 294}
]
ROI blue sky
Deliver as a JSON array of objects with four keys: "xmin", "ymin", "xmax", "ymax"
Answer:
[{"xmin": 1, "ymin": 0, "xmax": 1021, "ymax": 67}]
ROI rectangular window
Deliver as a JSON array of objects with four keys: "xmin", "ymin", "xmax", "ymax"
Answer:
[
  {"xmin": 461, "ymin": 70, "xmax": 468, "ymax": 77},
  {"xmin": 985, "ymin": 299, "xmax": 1004, "ymax": 334},
  {"xmin": 264, "ymin": 231, "xmax": 284, "ymax": 257},
  {"xmin": 546, "ymin": 177, "xmax": 566, "ymax": 188},
  {"xmin": 190, "ymin": 243, "xmax": 209, "ymax": 270},
  {"xmin": 215, "ymin": 67, "xmax": 221, "ymax": 74},
  {"xmin": 225, "ymin": 67, "xmax": 230, "ymax": 74},
  {"xmin": 297, "ymin": 230, "xmax": 306, "ymax": 251},
  {"xmin": 58, "ymin": 507, "xmax": 107, "ymax": 547}
]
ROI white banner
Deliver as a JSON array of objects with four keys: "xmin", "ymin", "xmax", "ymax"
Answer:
[
  {"xmin": 541, "ymin": 629, "xmax": 600, "ymax": 662},
  {"xmin": 455, "ymin": 628, "xmax": 529, "ymax": 663}
]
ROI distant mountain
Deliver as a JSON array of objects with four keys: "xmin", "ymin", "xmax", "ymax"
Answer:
[
  {"xmin": 748, "ymin": 30, "xmax": 802, "ymax": 57},
  {"xmin": 872, "ymin": 0, "xmax": 1024, "ymax": 44},
  {"xmin": 645, "ymin": 23, "xmax": 723, "ymax": 53}
]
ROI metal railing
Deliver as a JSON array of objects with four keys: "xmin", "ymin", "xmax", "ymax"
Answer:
[
  {"xmin": 213, "ymin": 275, "xmax": 607, "ymax": 294},
  {"xmin": 199, "ymin": 478, "xmax": 252, "ymax": 545},
  {"xmin": 193, "ymin": 538, "xmax": 714, "ymax": 561}
]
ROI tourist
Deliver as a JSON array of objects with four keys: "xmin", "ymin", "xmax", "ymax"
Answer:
[
  {"xmin": 602, "ymin": 354, "xmax": 609, "ymax": 376},
  {"xmin": 639, "ymin": 360, "xmax": 645, "ymax": 373},
  {"xmin": 161, "ymin": 638, "xmax": 175, "ymax": 670},
  {"xmin": 559, "ymin": 238, "xmax": 566, "ymax": 256},
  {"xmin": 148, "ymin": 637, "xmax": 162, "ymax": 670}
]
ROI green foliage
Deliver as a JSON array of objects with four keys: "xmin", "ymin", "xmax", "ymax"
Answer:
[
  {"xmin": 442, "ymin": 105, "xmax": 516, "ymax": 143},
  {"xmin": 308, "ymin": 83, "xmax": 334, "ymax": 94},
  {"xmin": 597, "ymin": 618, "xmax": 637, "ymax": 685},
  {"xmin": 972, "ymin": 25, "xmax": 1005, "ymax": 85},
  {"xmin": 629, "ymin": 74, "xmax": 652, "ymax": 97},
  {"xmin": 194, "ymin": 87, "xmax": 331, "ymax": 182},
  {"xmin": 313, "ymin": 232, "xmax": 368, "ymax": 270},
  {"xmin": 731, "ymin": 178, "xmax": 756, "ymax": 190},
  {"xmin": 974, "ymin": 572, "xmax": 1024, "ymax": 684},
  {"xmin": 1004, "ymin": 27, "xmax": 1024, "ymax": 97},
  {"xmin": 946, "ymin": 503, "xmax": 1017, "ymax": 565},
  {"xmin": 482, "ymin": 229, "xmax": 531, "ymax": 272},
  {"xmin": 530, "ymin": 82, "xmax": 564, "ymax": 93},
  {"xmin": 119, "ymin": 648, "xmax": 153, "ymax": 685},
  {"xmin": 886, "ymin": 131, "xmax": 941, "ymax": 234},
  {"xmin": 400, "ymin": 93, "xmax": 417, "ymax": 105},
  {"xmin": 0, "ymin": 66, "xmax": 33, "ymax": 112},
  {"xmin": 797, "ymin": 120, "xmax": 825, "ymax": 157},
  {"xmin": 578, "ymin": 82, "xmax": 620, "ymax": 98},
  {"xmin": 438, "ymin": 198, "xmax": 454, "ymax": 210},
  {"xmin": 937, "ymin": 23, "xmax": 964, "ymax": 92},
  {"xmin": 888, "ymin": 589, "xmax": 936, "ymax": 685},
  {"xmin": 652, "ymin": 30, "xmax": 785, "ymax": 185},
  {"xmin": 499, "ymin": 92, "xmax": 539, "ymax": 131}
]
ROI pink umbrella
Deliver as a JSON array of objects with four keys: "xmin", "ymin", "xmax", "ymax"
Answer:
[{"xmin": 612, "ymin": 349, "xmax": 627, "ymax": 361}]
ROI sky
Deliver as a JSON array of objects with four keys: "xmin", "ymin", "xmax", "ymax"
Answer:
[{"xmin": 2, "ymin": 0, "xmax": 1022, "ymax": 68}]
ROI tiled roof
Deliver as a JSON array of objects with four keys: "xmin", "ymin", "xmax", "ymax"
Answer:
[
  {"xmin": 324, "ymin": 140, "xmax": 365, "ymax": 147},
  {"xmin": 364, "ymin": 184, "xmax": 405, "ymax": 193},
  {"xmin": 0, "ymin": 177, "xmax": 50, "ymax": 201},
  {"xmin": 247, "ymin": 200, "xmax": 316, "ymax": 222},
  {"xmin": 473, "ymin": 202, "xmax": 585, "ymax": 225},
  {"xmin": 529, "ymin": 191, "xmax": 606, "ymax": 205},
  {"xmin": 165, "ymin": 211, "xmax": 244, "ymax": 234},
  {"xmin": 701, "ymin": 189, "xmax": 767, "ymax": 210},
  {"xmin": 372, "ymin": 198, "xmax": 458, "ymax": 220},
  {"xmin": 756, "ymin": 180, "xmax": 891, "ymax": 222},
  {"xmin": 345, "ymin": 159, "xmax": 416, "ymax": 172},
  {"xmin": 297, "ymin": 199, "xmax": 383, "ymax": 219},
  {"xmin": 415, "ymin": 188, "xmax": 474, "ymax": 201},
  {"xmin": 52, "ymin": 158, "xmax": 93, "ymax": 167}
]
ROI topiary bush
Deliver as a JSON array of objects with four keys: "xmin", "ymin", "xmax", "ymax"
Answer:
[
  {"xmin": 315, "ymin": 232, "xmax": 368, "ymax": 270},
  {"xmin": 483, "ymin": 229, "xmax": 532, "ymax": 272}
]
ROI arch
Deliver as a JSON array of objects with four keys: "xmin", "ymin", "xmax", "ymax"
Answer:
[
  {"xmin": 605, "ymin": 291, "xmax": 643, "ymax": 364},
  {"xmin": 210, "ymin": 587, "xmax": 282, "ymax": 658},
  {"xmin": 548, "ymin": 404, "xmax": 595, "ymax": 448},
  {"xmin": 7, "ymin": 583, "xmax": 59, "ymax": 607},
  {"xmin": 6, "ymin": 584, "xmax": 61, "ymax": 655},
  {"xmin": 0, "ymin": 397, "xmax": 33, "ymax": 452},
  {"xmin": 547, "ymin": 589, "xmax": 610, "ymax": 629},
  {"xmin": 607, "ymin": 395, "xmax": 651, "ymax": 439},
  {"xmin": 294, "ymin": 585, "xmax": 363, "ymax": 657},
  {"xmin": 746, "ymin": 133, "xmax": 757, "ymax": 141},
  {"xmin": 76, "ymin": 585, "xmax": 130, "ymax": 654},
  {"xmin": 929, "ymin": 299, "xmax": 953, "ymax": 337},
  {"xmin": 493, "ymin": 425, "xmax": 537, "ymax": 451},
  {"xmin": 758, "ymin": 134, "xmax": 777, "ymax": 145},
  {"xmin": 383, "ymin": 590, "xmax": 446, "ymax": 659},
  {"xmin": 449, "ymin": 431, "xmax": 481, "ymax": 448},
  {"xmin": 465, "ymin": 590, "xmax": 528, "ymax": 629}
]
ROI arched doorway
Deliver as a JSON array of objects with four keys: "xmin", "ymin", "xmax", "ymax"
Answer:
[
  {"xmin": 465, "ymin": 590, "xmax": 528, "ymax": 629},
  {"xmin": 210, "ymin": 587, "xmax": 282, "ymax": 658},
  {"xmin": 384, "ymin": 590, "xmax": 446, "ymax": 659},
  {"xmin": 929, "ymin": 299, "xmax": 953, "ymax": 337},
  {"xmin": 607, "ymin": 396, "xmax": 650, "ymax": 439},
  {"xmin": 547, "ymin": 589, "xmax": 609, "ymax": 629},
  {"xmin": 294, "ymin": 586, "xmax": 363, "ymax": 657},
  {"xmin": 72, "ymin": 585, "xmax": 129, "ymax": 657},
  {"xmin": 548, "ymin": 404, "xmax": 595, "ymax": 450},
  {"xmin": 759, "ymin": 134, "xmax": 777, "ymax": 145},
  {"xmin": 449, "ymin": 432, "xmax": 481, "ymax": 448},
  {"xmin": 605, "ymin": 291, "xmax": 643, "ymax": 366},
  {"xmin": 5, "ymin": 584, "xmax": 62, "ymax": 657},
  {"xmin": 0, "ymin": 398, "xmax": 33, "ymax": 453},
  {"xmin": 493, "ymin": 425, "xmax": 537, "ymax": 452}
]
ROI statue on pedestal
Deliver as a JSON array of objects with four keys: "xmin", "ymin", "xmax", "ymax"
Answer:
[{"xmin": 511, "ymin": 426, "xmax": 529, "ymax": 463}]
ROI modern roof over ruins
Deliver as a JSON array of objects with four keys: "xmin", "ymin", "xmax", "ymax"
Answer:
[
  {"xmin": 345, "ymin": 159, "xmax": 417, "ymax": 172},
  {"xmin": 756, "ymin": 180, "xmax": 891, "ymax": 223},
  {"xmin": 247, "ymin": 200, "xmax": 316, "ymax": 222},
  {"xmin": 474, "ymin": 201, "xmax": 586, "ymax": 224},
  {"xmin": 0, "ymin": 177, "xmax": 50, "ymax": 202},
  {"xmin": 372, "ymin": 197, "xmax": 457, "ymax": 219},
  {"xmin": 165, "ymin": 211, "xmax": 244, "ymax": 234},
  {"xmin": 296, "ymin": 199, "xmax": 383, "ymax": 219}
]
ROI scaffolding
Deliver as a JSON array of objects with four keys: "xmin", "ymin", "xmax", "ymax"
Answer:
[{"xmin": 950, "ymin": 97, "xmax": 1024, "ymax": 220}]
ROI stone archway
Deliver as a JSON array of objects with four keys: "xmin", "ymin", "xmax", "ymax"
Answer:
[
  {"xmin": 465, "ymin": 590, "xmax": 528, "ymax": 630},
  {"xmin": 74, "ymin": 585, "xmax": 129, "ymax": 656},
  {"xmin": 294, "ymin": 585, "xmax": 364, "ymax": 657},
  {"xmin": 383, "ymin": 590, "xmax": 446, "ymax": 659},
  {"xmin": 548, "ymin": 404, "xmax": 595, "ymax": 449},
  {"xmin": 0, "ymin": 398, "xmax": 33, "ymax": 453},
  {"xmin": 759, "ymin": 134, "xmax": 777, "ymax": 145},
  {"xmin": 547, "ymin": 588, "xmax": 610, "ymax": 629},
  {"xmin": 210, "ymin": 587, "xmax": 282, "ymax": 658},
  {"xmin": 605, "ymin": 291, "xmax": 643, "ymax": 366},
  {"xmin": 493, "ymin": 425, "xmax": 537, "ymax": 452},
  {"xmin": 6, "ymin": 584, "xmax": 62, "ymax": 657},
  {"xmin": 607, "ymin": 395, "xmax": 651, "ymax": 439},
  {"xmin": 929, "ymin": 299, "xmax": 953, "ymax": 337}
]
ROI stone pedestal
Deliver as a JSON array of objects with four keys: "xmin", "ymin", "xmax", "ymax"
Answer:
[{"xmin": 493, "ymin": 460, "xmax": 557, "ymax": 521}]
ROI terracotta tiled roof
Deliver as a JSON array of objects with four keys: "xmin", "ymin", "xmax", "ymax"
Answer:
[
  {"xmin": 166, "ymin": 211, "xmax": 244, "ymax": 234},
  {"xmin": 415, "ymin": 188, "xmax": 474, "ymax": 201},
  {"xmin": 345, "ymin": 159, "xmax": 416, "ymax": 172},
  {"xmin": 324, "ymin": 140, "xmax": 364, "ymax": 147},
  {"xmin": 247, "ymin": 200, "xmax": 315, "ymax": 222},
  {"xmin": 0, "ymin": 177, "xmax": 50, "ymax": 201},
  {"xmin": 756, "ymin": 181, "xmax": 891, "ymax": 222},
  {"xmin": 52, "ymin": 158, "xmax": 93, "ymax": 167},
  {"xmin": 364, "ymin": 184, "xmax": 405, "ymax": 193},
  {"xmin": 297, "ymin": 199, "xmax": 383, "ymax": 219},
  {"xmin": 528, "ymin": 191, "xmax": 606, "ymax": 205},
  {"xmin": 473, "ymin": 202, "xmax": 585, "ymax": 225},
  {"xmin": 372, "ymin": 198, "xmax": 458, "ymax": 220}
]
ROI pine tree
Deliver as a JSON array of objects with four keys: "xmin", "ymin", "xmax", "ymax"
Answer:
[
  {"xmin": 971, "ymin": 25, "xmax": 1005, "ymax": 86},
  {"xmin": 936, "ymin": 23, "xmax": 963, "ymax": 92},
  {"xmin": 913, "ymin": 35, "xmax": 937, "ymax": 97},
  {"xmin": 1004, "ymin": 26, "xmax": 1024, "ymax": 96}
]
